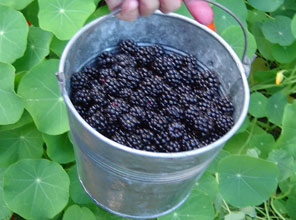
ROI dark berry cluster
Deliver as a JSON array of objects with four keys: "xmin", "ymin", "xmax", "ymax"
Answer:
[{"xmin": 70, "ymin": 40, "xmax": 234, "ymax": 153}]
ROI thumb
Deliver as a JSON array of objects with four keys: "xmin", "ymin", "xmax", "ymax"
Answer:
[{"xmin": 183, "ymin": 0, "xmax": 213, "ymax": 25}]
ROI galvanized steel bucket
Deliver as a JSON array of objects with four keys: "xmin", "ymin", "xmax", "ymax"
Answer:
[{"xmin": 57, "ymin": 1, "xmax": 250, "ymax": 218}]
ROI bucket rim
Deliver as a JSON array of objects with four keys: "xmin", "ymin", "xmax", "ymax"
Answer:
[{"xmin": 59, "ymin": 11, "xmax": 250, "ymax": 159}]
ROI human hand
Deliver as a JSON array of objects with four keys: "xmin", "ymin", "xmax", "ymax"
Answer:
[{"xmin": 105, "ymin": 0, "xmax": 213, "ymax": 25}]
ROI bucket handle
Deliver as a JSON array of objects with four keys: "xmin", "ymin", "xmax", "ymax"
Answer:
[{"xmin": 110, "ymin": 0, "xmax": 250, "ymax": 71}]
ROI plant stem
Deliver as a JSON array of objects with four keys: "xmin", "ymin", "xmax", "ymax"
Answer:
[
  {"xmin": 222, "ymin": 199, "xmax": 231, "ymax": 214},
  {"xmin": 238, "ymin": 118, "xmax": 257, "ymax": 154},
  {"xmin": 256, "ymin": 207, "xmax": 267, "ymax": 217},
  {"xmin": 265, "ymin": 201, "xmax": 271, "ymax": 220},
  {"xmin": 271, "ymin": 198, "xmax": 286, "ymax": 220}
]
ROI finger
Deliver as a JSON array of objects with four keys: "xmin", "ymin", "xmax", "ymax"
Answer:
[
  {"xmin": 117, "ymin": 0, "xmax": 140, "ymax": 21},
  {"xmin": 105, "ymin": 0, "xmax": 122, "ymax": 10},
  {"xmin": 183, "ymin": 0, "xmax": 214, "ymax": 25},
  {"xmin": 138, "ymin": 0, "xmax": 159, "ymax": 16},
  {"xmin": 159, "ymin": 0, "xmax": 182, "ymax": 13}
]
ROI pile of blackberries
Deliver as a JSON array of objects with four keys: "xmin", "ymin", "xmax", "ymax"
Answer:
[{"xmin": 70, "ymin": 40, "xmax": 234, "ymax": 153}]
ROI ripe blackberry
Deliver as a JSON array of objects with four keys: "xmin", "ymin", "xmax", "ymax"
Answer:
[
  {"xmin": 118, "ymin": 68, "xmax": 141, "ymax": 89},
  {"xmin": 149, "ymin": 114, "xmax": 168, "ymax": 132},
  {"xmin": 120, "ymin": 113, "xmax": 140, "ymax": 132},
  {"xmin": 215, "ymin": 97, "xmax": 234, "ymax": 116},
  {"xmin": 168, "ymin": 122, "xmax": 185, "ymax": 139},
  {"xmin": 192, "ymin": 115, "xmax": 214, "ymax": 137},
  {"xmin": 71, "ymin": 72, "xmax": 89, "ymax": 91},
  {"xmin": 96, "ymin": 51, "xmax": 114, "ymax": 67},
  {"xmin": 115, "ymin": 54, "xmax": 136, "ymax": 68},
  {"xmin": 126, "ymin": 134, "xmax": 144, "ymax": 150},
  {"xmin": 72, "ymin": 88, "xmax": 92, "ymax": 106},
  {"xmin": 88, "ymin": 112, "xmax": 107, "ymax": 132},
  {"xmin": 136, "ymin": 128, "xmax": 155, "ymax": 146},
  {"xmin": 136, "ymin": 46, "xmax": 155, "ymax": 66},
  {"xmin": 158, "ymin": 88, "xmax": 179, "ymax": 108},
  {"xmin": 104, "ymin": 78, "xmax": 121, "ymax": 95},
  {"xmin": 165, "ymin": 69, "xmax": 183, "ymax": 88},
  {"xmin": 118, "ymin": 88, "xmax": 133, "ymax": 100},
  {"xmin": 129, "ymin": 106, "xmax": 146, "ymax": 122},
  {"xmin": 184, "ymin": 105, "xmax": 202, "ymax": 126},
  {"xmin": 119, "ymin": 39, "xmax": 137, "ymax": 55},
  {"xmin": 182, "ymin": 134, "xmax": 200, "ymax": 151},
  {"xmin": 74, "ymin": 105, "xmax": 88, "ymax": 119},
  {"xmin": 151, "ymin": 56, "xmax": 173, "ymax": 76},
  {"xmin": 183, "ymin": 54, "xmax": 197, "ymax": 66},
  {"xmin": 142, "ymin": 77, "xmax": 164, "ymax": 97},
  {"xmin": 165, "ymin": 141, "xmax": 182, "ymax": 152},
  {"xmin": 180, "ymin": 93, "xmax": 198, "ymax": 108},
  {"xmin": 215, "ymin": 115, "xmax": 234, "ymax": 135},
  {"xmin": 112, "ymin": 132, "xmax": 127, "ymax": 145},
  {"xmin": 151, "ymin": 44, "xmax": 165, "ymax": 57},
  {"xmin": 163, "ymin": 105, "xmax": 184, "ymax": 121}
]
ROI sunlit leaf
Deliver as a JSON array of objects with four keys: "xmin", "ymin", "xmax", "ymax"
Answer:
[
  {"xmin": 38, "ymin": 0, "xmax": 96, "ymax": 40},
  {"xmin": 3, "ymin": 159, "xmax": 70, "ymax": 220},
  {"xmin": 0, "ymin": 0, "xmax": 33, "ymax": 10},
  {"xmin": 195, "ymin": 172, "xmax": 218, "ymax": 201},
  {"xmin": 0, "ymin": 123, "xmax": 43, "ymax": 167},
  {"xmin": 261, "ymin": 16, "xmax": 295, "ymax": 46},
  {"xmin": 0, "ymin": 63, "xmax": 24, "ymax": 125},
  {"xmin": 247, "ymin": 0, "xmax": 284, "ymax": 12},
  {"xmin": 271, "ymin": 42, "xmax": 296, "ymax": 63},
  {"xmin": 0, "ymin": 110, "xmax": 32, "ymax": 132},
  {"xmin": 248, "ymin": 133, "xmax": 275, "ymax": 159},
  {"xmin": 18, "ymin": 59, "xmax": 69, "ymax": 135},
  {"xmin": 221, "ymin": 25, "xmax": 257, "ymax": 58},
  {"xmin": 0, "ymin": 168, "xmax": 11, "ymax": 220},
  {"xmin": 63, "ymin": 205, "xmax": 96, "ymax": 220},
  {"xmin": 0, "ymin": 6, "xmax": 28, "ymax": 64},
  {"xmin": 291, "ymin": 14, "xmax": 296, "ymax": 38},
  {"xmin": 218, "ymin": 155, "xmax": 278, "ymax": 207},
  {"xmin": 43, "ymin": 132, "xmax": 75, "ymax": 164},
  {"xmin": 13, "ymin": 26, "xmax": 53, "ymax": 72}
]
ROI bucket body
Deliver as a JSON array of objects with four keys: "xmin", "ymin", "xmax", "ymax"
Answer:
[{"xmin": 58, "ymin": 11, "xmax": 249, "ymax": 219}]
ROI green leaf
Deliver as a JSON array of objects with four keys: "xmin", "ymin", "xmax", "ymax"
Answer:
[
  {"xmin": 195, "ymin": 172, "xmax": 218, "ymax": 201},
  {"xmin": 0, "ymin": 169, "xmax": 12, "ymax": 220},
  {"xmin": 224, "ymin": 131, "xmax": 249, "ymax": 154},
  {"xmin": 85, "ymin": 4, "xmax": 110, "ymax": 23},
  {"xmin": 0, "ymin": 0, "xmax": 33, "ymax": 10},
  {"xmin": 291, "ymin": 14, "xmax": 296, "ymax": 38},
  {"xmin": 0, "ymin": 110, "xmax": 32, "ymax": 132},
  {"xmin": 248, "ymin": 133, "xmax": 275, "ymax": 159},
  {"xmin": 271, "ymin": 42, "xmax": 296, "ymax": 63},
  {"xmin": 50, "ymin": 36, "xmax": 68, "ymax": 57},
  {"xmin": 224, "ymin": 212, "xmax": 245, "ymax": 220},
  {"xmin": 63, "ymin": 205, "xmax": 96, "ymax": 220},
  {"xmin": 0, "ymin": 63, "xmax": 24, "ymax": 125},
  {"xmin": 221, "ymin": 25, "xmax": 257, "ymax": 59},
  {"xmin": 38, "ymin": 0, "xmax": 96, "ymax": 40},
  {"xmin": 266, "ymin": 92, "xmax": 288, "ymax": 125},
  {"xmin": 286, "ymin": 196, "xmax": 296, "ymax": 219},
  {"xmin": 261, "ymin": 16, "xmax": 295, "ymax": 46},
  {"xmin": 207, "ymin": 150, "xmax": 231, "ymax": 174},
  {"xmin": 249, "ymin": 92, "xmax": 268, "ymax": 118},
  {"xmin": 68, "ymin": 165, "xmax": 93, "ymax": 205},
  {"xmin": 13, "ymin": 26, "xmax": 53, "ymax": 72},
  {"xmin": 87, "ymin": 204, "xmax": 132, "ymax": 220},
  {"xmin": 213, "ymin": 0, "xmax": 248, "ymax": 34},
  {"xmin": 277, "ymin": 102, "xmax": 296, "ymax": 148},
  {"xmin": 247, "ymin": 0, "xmax": 284, "ymax": 12},
  {"xmin": 43, "ymin": 133, "xmax": 75, "ymax": 164},
  {"xmin": 3, "ymin": 159, "xmax": 70, "ymax": 220},
  {"xmin": 0, "ymin": 5, "xmax": 29, "ymax": 63},
  {"xmin": 268, "ymin": 149, "xmax": 294, "ymax": 181},
  {"xmin": 247, "ymin": 10, "xmax": 268, "ymax": 27},
  {"xmin": 22, "ymin": 0, "xmax": 39, "ymax": 27},
  {"xmin": 0, "ymin": 123, "xmax": 43, "ymax": 167},
  {"xmin": 218, "ymin": 155, "xmax": 278, "ymax": 207},
  {"xmin": 236, "ymin": 117, "xmax": 250, "ymax": 134},
  {"xmin": 251, "ymin": 23, "xmax": 275, "ymax": 61},
  {"xmin": 159, "ymin": 188, "xmax": 215, "ymax": 220},
  {"xmin": 18, "ymin": 59, "xmax": 69, "ymax": 135}
]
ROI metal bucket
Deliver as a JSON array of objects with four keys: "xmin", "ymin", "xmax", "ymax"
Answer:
[{"xmin": 57, "ymin": 1, "xmax": 250, "ymax": 218}]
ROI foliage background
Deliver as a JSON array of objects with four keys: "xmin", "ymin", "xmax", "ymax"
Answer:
[{"xmin": 0, "ymin": 0, "xmax": 296, "ymax": 219}]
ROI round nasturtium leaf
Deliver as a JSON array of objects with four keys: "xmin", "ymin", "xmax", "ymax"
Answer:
[
  {"xmin": 266, "ymin": 92, "xmax": 287, "ymax": 125},
  {"xmin": 195, "ymin": 172, "xmax": 218, "ymax": 201},
  {"xmin": 213, "ymin": 0, "xmax": 248, "ymax": 34},
  {"xmin": 218, "ymin": 155, "xmax": 278, "ymax": 207},
  {"xmin": 38, "ymin": 0, "xmax": 96, "ymax": 40},
  {"xmin": 0, "ymin": 5, "xmax": 29, "ymax": 63},
  {"xmin": 0, "ymin": 123, "xmax": 43, "ymax": 167},
  {"xmin": 0, "ymin": 63, "xmax": 24, "ymax": 125},
  {"xmin": 13, "ymin": 26, "xmax": 53, "ymax": 72},
  {"xmin": 63, "ymin": 205, "xmax": 96, "ymax": 220},
  {"xmin": 221, "ymin": 25, "xmax": 257, "ymax": 59},
  {"xmin": 3, "ymin": 159, "xmax": 70, "ymax": 220},
  {"xmin": 261, "ymin": 16, "xmax": 295, "ymax": 46},
  {"xmin": 50, "ymin": 36, "xmax": 68, "ymax": 57},
  {"xmin": 159, "ymin": 187, "xmax": 215, "ymax": 220},
  {"xmin": 248, "ymin": 133, "xmax": 275, "ymax": 159},
  {"xmin": 68, "ymin": 165, "xmax": 93, "ymax": 205},
  {"xmin": 292, "ymin": 14, "xmax": 296, "ymax": 38},
  {"xmin": 277, "ymin": 102, "xmax": 296, "ymax": 149},
  {"xmin": 18, "ymin": 59, "xmax": 69, "ymax": 135},
  {"xmin": 249, "ymin": 92, "xmax": 268, "ymax": 118},
  {"xmin": 0, "ymin": 169, "xmax": 12, "ymax": 220},
  {"xmin": 43, "ymin": 133, "xmax": 75, "ymax": 164},
  {"xmin": 271, "ymin": 42, "xmax": 296, "ymax": 63},
  {"xmin": 247, "ymin": 0, "xmax": 284, "ymax": 12},
  {"xmin": 268, "ymin": 149, "xmax": 294, "ymax": 181},
  {"xmin": 0, "ymin": 0, "xmax": 33, "ymax": 10}
]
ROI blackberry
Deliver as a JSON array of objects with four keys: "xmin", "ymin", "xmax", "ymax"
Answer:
[
  {"xmin": 74, "ymin": 105, "xmax": 88, "ymax": 119},
  {"xmin": 180, "ymin": 93, "xmax": 198, "ymax": 107},
  {"xmin": 118, "ymin": 88, "xmax": 133, "ymax": 100},
  {"xmin": 151, "ymin": 56, "xmax": 173, "ymax": 76},
  {"xmin": 165, "ymin": 141, "xmax": 182, "ymax": 152},
  {"xmin": 136, "ymin": 46, "xmax": 155, "ymax": 66},
  {"xmin": 182, "ymin": 134, "xmax": 200, "ymax": 151},
  {"xmin": 215, "ymin": 115, "xmax": 234, "ymax": 135},
  {"xmin": 215, "ymin": 97, "xmax": 234, "ymax": 116},
  {"xmin": 158, "ymin": 88, "xmax": 179, "ymax": 108},
  {"xmin": 163, "ymin": 105, "xmax": 184, "ymax": 121},
  {"xmin": 192, "ymin": 115, "xmax": 214, "ymax": 137},
  {"xmin": 88, "ymin": 112, "xmax": 107, "ymax": 132},
  {"xmin": 115, "ymin": 54, "xmax": 136, "ymax": 68},
  {"xmin": 165, "ymin": 69, "xmax": 183, "ymax": 88},
  {"xmin": 184, "ymin": 105, "xmax": 202, "ymax": 125},
  {"xmin": 136, "ymin": 128, "xmax": 155, "ymax": 146},
  {"xmin": 129, "ymin": 106, "xmax": 146, "ymax": 122},
  {"xmin": 149, "ymin": 114, "xmax": 168, "ymax": 132},
  {"xmin": 71, "ymin": 72, "xmax": 89, "ymax": 91},
  {"xmin": 118, "ymin": 68, "xmax": 141, "ymax": 89},
  {"xmin": 142, "ymin": 77, "xmax": 164, "ymax": 97},
  {"xmin": 112, "ymin": 132, "xmax": 127, "ymax": 145},
  {"xmin": 120, "ymin": 113, "xmax": 140, "ymax": 132},
  {"xmin": 72, "ymin": 88, "xmax": 92, "ymax": 106},
  {"xmin": 96, "ymin": 51, "xmax": 114, "ymax": 67},
  {"xmin": 119, "ymin": 39, "xmax": 137, "ymax": 55},
  {"xmin": 168, "ymin": 122, "xmax": 185, "ymax": 139},
  {"xmin": 104, "ymin": 78, "xmax": 121, "ymax": 95},
  {"xmin": 126, "ymin": 134, "xmax": 144, "ymax": 150},
  {"xmin": 151, "ymin": 44, "xmax": 165, "ymax": 58}
]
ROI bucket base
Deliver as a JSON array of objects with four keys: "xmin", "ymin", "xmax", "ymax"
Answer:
[{"xmin": 78, "ymin": 174, "xmax": 191, "ymax": 219}]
